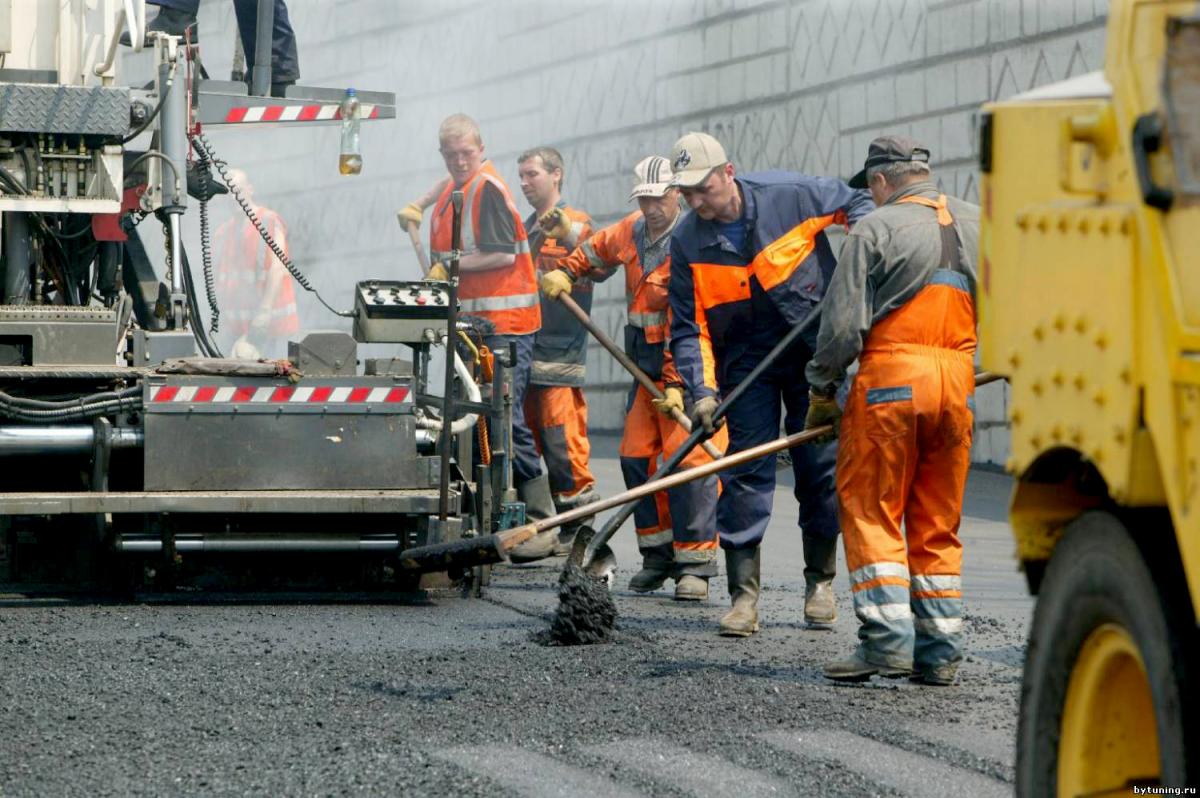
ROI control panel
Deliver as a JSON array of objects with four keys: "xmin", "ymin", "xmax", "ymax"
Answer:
[{"xmin": 352, "ymin": 280, "xmax": 455, "ymax": 344}]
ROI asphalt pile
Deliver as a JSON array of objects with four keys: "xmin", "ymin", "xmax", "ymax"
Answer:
[{"xmin": 541, "ymin": 563, "xmax": 617, "ymax": 645}]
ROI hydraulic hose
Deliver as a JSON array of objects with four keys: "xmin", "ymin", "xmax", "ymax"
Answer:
[
  {"xmin": 0, "ymin": 386, "xmax": 142, "ymax": 422},
  {"xmin": 416, "ymin": 348, "xmax": 481, "ymax": 436}
]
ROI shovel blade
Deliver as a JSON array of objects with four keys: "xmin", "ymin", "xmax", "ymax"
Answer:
[{"xmin": 566, "ymin": 525, "xmax": 617, "ymax": 588}]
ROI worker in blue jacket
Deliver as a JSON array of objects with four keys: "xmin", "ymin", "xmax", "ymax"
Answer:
[{"xmin": 667, "ymin": 131, "xmax": 874, "ymax": 637}]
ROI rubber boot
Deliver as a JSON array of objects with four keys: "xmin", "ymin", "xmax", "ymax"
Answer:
[
  {"xmin": 803, "ymin": 535, "xmax": 839, "ymax": 628},
  {"xmin": 121, "ymin": 8, "xmax": 197, "ymax": 46},
  {"xmin": 508, "ymin": 474, "xmax": 558, "ymax": 564},
  {"xmin": 719, "ymin": 547, "xmax": 760, "ymax": 637}
]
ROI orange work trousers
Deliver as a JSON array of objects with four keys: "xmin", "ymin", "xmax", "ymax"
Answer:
[
  {"xmin": 619, "ymin": 382, "xmax": 727, "ymax": 577},
  {"xmin": 525, "ymin": 385, "xmax": 596, "ymax": 506},
  {"xmin": 837, "ymin": 269, "xmax": 975, "ymax": 671}
]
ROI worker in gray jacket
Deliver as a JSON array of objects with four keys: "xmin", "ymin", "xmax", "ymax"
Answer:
[{"xmin": 804, "ymin": 135, "xmax": 981, "ymax": 686}]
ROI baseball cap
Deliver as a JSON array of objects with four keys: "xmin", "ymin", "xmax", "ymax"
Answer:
[
  {"xmin": 669, "ymin": 132, "xmax": 728, "ymax": 187},
  {"xmin": 849, "ymin": 135, "xmax": 931, "ymax": 188},
  {"xmin": 629, "ymin": 156, "xmax": 674, "ymax": 200}
]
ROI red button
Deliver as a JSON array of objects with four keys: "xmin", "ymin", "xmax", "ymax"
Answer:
[{"xmin": 416, "ymin": 297, "xmax": 427, "ymax": 305}]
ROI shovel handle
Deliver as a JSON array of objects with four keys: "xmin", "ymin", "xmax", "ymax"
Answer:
[
  {"xmin": 556, "ymin": 293, "xmax": 724, "ymax": 460},
  {"xmin": 401, "ymin": 217, "xmax": 431, "ymax": 277}
]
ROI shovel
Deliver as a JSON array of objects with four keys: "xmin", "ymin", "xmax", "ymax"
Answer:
[
  {"xmin": 556, "ymin": 293, "xmax": 724, "ymax": 460},
  {"xmin": 397, "ymin": 214, "xmax": 431, "ymax": 277}
]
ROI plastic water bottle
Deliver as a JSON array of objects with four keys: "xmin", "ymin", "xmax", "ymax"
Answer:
[{"xmin": 339, "ymin": 88, "xmax": 362, "ymax": 175}]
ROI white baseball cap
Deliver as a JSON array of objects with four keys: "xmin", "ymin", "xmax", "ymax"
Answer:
[
  {"xmin": 629, "ymin": 156, "xmax": 674, "ymax": 200},
  {"xmin": 669, "ymin": 132, "xmax": 728, "ymax": 187}
]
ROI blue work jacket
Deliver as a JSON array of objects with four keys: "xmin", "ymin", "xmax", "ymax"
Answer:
[{"xmin": 668, "ymin": 171, "xmax": 874, "ymax": 400}]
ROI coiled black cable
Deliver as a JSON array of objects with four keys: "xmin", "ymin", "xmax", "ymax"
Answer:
[
  {"xmin": 194, "ymin": 148, "xmax": 220, "ymax": 335},
  {"xmin": 189, "ymin": 130, "xmax": 352, "ymax": 318}
]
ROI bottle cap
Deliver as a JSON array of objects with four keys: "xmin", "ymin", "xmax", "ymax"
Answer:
[{"xmin": 346, "ymin": 87, "xmax": 357, "ymax": 96}]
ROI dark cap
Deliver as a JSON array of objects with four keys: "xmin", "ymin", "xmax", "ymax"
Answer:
[{"xmin": 848, "ymin": 135, "xmax": 931, "ymax": 189}]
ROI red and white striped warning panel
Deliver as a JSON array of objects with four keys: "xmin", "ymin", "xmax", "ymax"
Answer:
[
  {"xmin": 148, "ymin": 385, "xmax": 410, "ymax": 404},
  {"xmin": 223, "ymin": 103, "xmax": 380, "ymax": 124}
]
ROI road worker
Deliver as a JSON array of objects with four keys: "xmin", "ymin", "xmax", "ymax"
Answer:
[
  {"xmin": 517, "ymin": 147, "xmax": 598, "ymax": 556},
  {"xmin": 805, "ymin": 136, "xmax": 980, "ymax": 686},
  {"xmin": 542, "ymin": 156, "xmax": 727, "ymax": 601},
  {"xmin": 667, "ymin": 132, "xmax": 874, "ymax": 636},
  {"xmin": 398, "ymin": 114, "xmax": 556, "ymax": 561},
  {"xmin": 213, "ymin": 168, "xmax": 298, "ymax": 359}
]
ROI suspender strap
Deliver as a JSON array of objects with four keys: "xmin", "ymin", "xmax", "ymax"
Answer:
[{"xmin": 897, "ymin": 193, "xmax": 964, "ymax": 272}]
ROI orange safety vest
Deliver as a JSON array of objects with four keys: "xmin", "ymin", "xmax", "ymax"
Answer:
[
  {"xmin": 214, "ymin": 210, "xmax": 299, "ymax": 337},
  {"xmin": 430, "ymin": 161, "xmax": 540, "ymax": 336},
  {"xmin": 559, "ymin": 210, "xmax": 678, "ymax": 382}
]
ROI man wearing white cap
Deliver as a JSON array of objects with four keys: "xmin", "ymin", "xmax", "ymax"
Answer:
[
  {"xmin": 542, "ymin": 156, "xmax": 728, "ymax": 601},
  {"xmin": 667, "ymin": 131, "xmax": 874, "ymax": 636}
]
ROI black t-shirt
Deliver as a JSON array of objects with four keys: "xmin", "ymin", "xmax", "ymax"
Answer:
[{"xmin": 476, "ymin": 181, "xmax": 517, "ymax": 254}]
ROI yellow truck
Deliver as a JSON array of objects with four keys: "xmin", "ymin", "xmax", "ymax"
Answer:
[{"xmin": 979, "ymin": 0, "xmax": 1200, "ymax": 792}]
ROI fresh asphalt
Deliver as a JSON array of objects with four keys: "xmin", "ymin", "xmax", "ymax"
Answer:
[{"xmin": 0, "ymin": 438, "xmax": 1030, "ymax": 796}]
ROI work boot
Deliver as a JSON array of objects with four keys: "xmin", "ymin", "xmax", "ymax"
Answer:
[
  {"xmin": 803, "ymin": 535, "xmax": 839, "ymax": 628},
  {"xmin": 508, "ymin": 474, "xmax": 557, "ymax": 564},
  {"xmin": 120, "ymin": 8, "xmax": 197, "ymax": 46},
  {"xmin": 909, "ymin": 662, "xmax": 959, "ymax": 686},
  {"xmin": 824, "ymin": 653, "xmax": 912, "ymax": 683},
  {"xmin": 551, "ymin": 487, "xmax": 599, "ymax": 557},
  {"xmin": 719, "ymin": 547, "xmax": 760, "ymax": 637},
  {"xmin": 674, "ymin": 574, "xmax": 709, "ymax": 602},
  {"xmin": 628, "ymin": 561, "xmax": 672, "ymax": 593}
]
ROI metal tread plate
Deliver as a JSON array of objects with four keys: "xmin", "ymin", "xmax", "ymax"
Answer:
[
  {"xmin": 0, "ymin": 489, "xmax": 459, "ymax": 515},
  {"xmin": 0, "ymin": 83, "xmax": 131, "ymax": 136}
]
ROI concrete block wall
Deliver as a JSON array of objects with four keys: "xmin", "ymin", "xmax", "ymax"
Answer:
[{"xmin": 171, "ymin": 0, "xmax": 1108, "ymax": 466}]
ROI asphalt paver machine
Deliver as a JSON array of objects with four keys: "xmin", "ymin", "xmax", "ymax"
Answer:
[{"xmin": 0, "ymin": 1, "xmax": 511, "ymax": 591}]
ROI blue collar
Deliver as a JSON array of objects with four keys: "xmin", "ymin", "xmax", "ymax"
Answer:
[{"xmin": 695, "ymin": 177, "xmax": 754, "ymax": 253}]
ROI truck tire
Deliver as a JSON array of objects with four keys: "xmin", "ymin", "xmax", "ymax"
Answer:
[{"xmin": 1016, "ymin": 510, "xmax": 1198, "ymax": 796}]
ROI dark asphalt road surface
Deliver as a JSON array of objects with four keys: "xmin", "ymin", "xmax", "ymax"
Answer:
[{"xmin": 0, "ymin": 460, "xmax": 1029, "ymax": 797}]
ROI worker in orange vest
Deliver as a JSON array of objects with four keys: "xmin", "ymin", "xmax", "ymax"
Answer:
[
  {"xmin": 398, "ymin": 114, "xmax": 555, "ymax": 561},
  {"xmin": 542, "ymin": 156, "xmax": 727, "ymax": 600},
  {"xmin": 213, "ymin": 168, "xmax": 299, "ymax": 359},
  {"xmin": 516, "ymin": 146, "xmax": 598, "ymax": 556}
]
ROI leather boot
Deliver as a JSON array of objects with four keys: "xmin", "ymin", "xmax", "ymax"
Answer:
[
  {"xmin": 719, "ymin": 547, "xmax": 760, "ymax": 637},
  {"xmin": 674, "ymin": 574, "xmax": 709, "ymax": 601},
  {"xmin": 552, "ymin": 487, "xmax": 598, "ymax": 557},
  {"xmin": 803, "ymin": 535, "xmax": 839, "ymax": 628},
  {"xmin": 508, "ymin": 474, "xmax": 557, "ymax": 564},
  {"xmin": 628, "ymin": 563, "xmax": 672, "ymax": 593}
]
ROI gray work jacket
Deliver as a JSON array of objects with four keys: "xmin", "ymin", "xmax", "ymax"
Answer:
[{"xmin": 805, "ymin": 180, "xmax": 981, "ymax": 394}]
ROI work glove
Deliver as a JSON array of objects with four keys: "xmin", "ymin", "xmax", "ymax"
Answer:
[
  {"xmin": 426, "ymin": 262, "xmax": 449, "ymax": 282},
  {"xmin": 540, "ymin": 269, "xmax": 574, "ymax": 299},
  {"xmin": 652, "ymin": 385, "xmax": 685, "ymax": 417},
  {"xmin": 397, "ymin": 202, "xmax": 424, "ymax": 228},
  {"xmin": 804, "ymin": 389, "xmax": 841, "ymax": 444},
  {"xmin": 689, "ymin": 395, "xmax": 722, "ymax": 436},
  {"xmin": 538, "ymin": 207, "xmax": 572, "ymax": 240},
  {"xmin": 230, "ymin": 335, "xmax": 262, "ymax": 361}
]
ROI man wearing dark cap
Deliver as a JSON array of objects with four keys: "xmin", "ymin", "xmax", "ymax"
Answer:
[
  {"xmin": 805, "ymin": 136, "xmax": 981, "ymax": 686},
  {"xmin": 667, "ymin": 131, "xmax": 874, "ymax": 637}
]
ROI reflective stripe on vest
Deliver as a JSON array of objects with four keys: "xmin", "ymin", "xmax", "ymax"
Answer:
[{"xmin": 460, "ymin": 292, "xmax": 539, "ymax": 312}]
